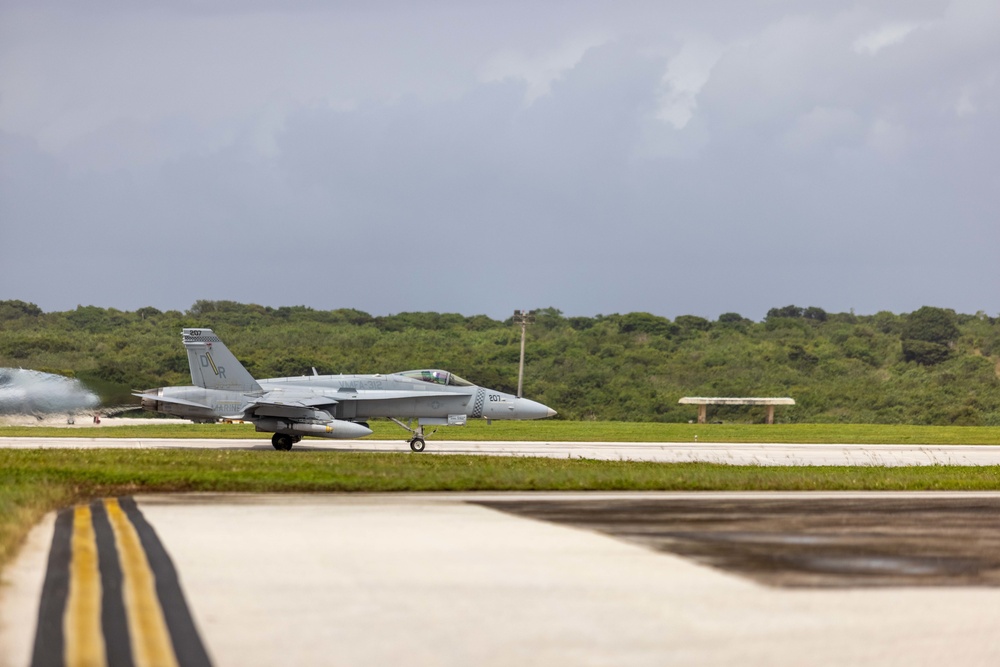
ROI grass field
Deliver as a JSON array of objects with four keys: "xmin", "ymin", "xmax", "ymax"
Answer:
[
  {"xmin": 8, "ymin": 419, "xmax": 1000, "ymax": 444},
  {"xmin": 5, "ymin": 421, "xmax": 1000, "ymax": 575}
]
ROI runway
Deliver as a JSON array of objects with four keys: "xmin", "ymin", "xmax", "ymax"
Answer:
[
  {"xmin": 5, "ymin": 438, "xmax": 1000, "ymax": 664},
  {"xmin": 5, "ymin": 492, "xmax": 1000, "ymax": 667},
  {"xmin": 4, "ymin": 436, "xmax": 1000, "ymax": 465}
]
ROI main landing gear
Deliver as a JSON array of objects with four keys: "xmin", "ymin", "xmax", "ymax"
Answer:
[{"xmin": 271, "ymin": 433, "xmax": 301, "ymax": 451}]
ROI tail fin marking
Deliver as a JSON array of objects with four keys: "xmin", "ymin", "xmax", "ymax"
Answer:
[{"xmin": 182, "ymin": 328, "xmax": 261, "ymax": 393}]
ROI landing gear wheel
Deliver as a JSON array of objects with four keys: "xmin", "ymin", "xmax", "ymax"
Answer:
[
  {"xmin": 409, "ymin": 437, "xmax": 426, "ymax": 453},
  {"xmin": 271, "ymin": 433, "xmax": 294, "ymax": 451}
]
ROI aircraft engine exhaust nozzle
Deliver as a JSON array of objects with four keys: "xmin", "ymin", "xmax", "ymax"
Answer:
[{"xmin": 255, "ymin": 418, "xmax": 373, "ymax": 439}]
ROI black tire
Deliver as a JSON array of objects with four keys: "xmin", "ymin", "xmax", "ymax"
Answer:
[
  {"xmin": 271, "ymin": 433, "xmax": 294, "ymax": 451},
  {"xmin": 409, "ymin": 437, "xmax": 426, "ymax": 453}
]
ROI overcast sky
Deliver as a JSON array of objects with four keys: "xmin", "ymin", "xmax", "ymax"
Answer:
[{"xmin": 1, "ymin": 1, "xmax": 997, "ymax": 321}]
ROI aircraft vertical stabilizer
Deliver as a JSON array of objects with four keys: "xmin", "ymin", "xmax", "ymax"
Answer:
[{"xmin": 182, "ymin": 328, "xmax": 261, "ymax": 393}]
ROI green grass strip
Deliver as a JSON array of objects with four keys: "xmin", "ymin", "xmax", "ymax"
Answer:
[
  {"xmin": 8, "ymin": 420, "xmax": 1000, "ymax": 444},
  {"xmin": 4, "ymin": 448, "xmax": 1000, "ymax": 574}
]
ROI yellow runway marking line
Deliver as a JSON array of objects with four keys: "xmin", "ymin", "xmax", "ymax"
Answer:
[
  {"xmin": 65, "ymin": 504, "xmax": 107, "ymax": 667},
  {"xmin": 105, "ymin": 498, "xmax": 180, "ymax": 667}
]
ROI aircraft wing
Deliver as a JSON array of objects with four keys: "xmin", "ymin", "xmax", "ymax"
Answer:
[
  {"xmin": 255, "ymin": 392, "xmax": 340, "ymax": 408},
  {"xmin": 239, "ymin": 392, "xmax": 341, "ymax": 421},
  {"xmin": 237, "ymin": 389, "xmax": 468, "ymax": 420}
]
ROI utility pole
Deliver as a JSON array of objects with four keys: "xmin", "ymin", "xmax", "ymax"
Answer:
[{"xmin": 513, "ymin": 309, "xmax": 535, "ymax": 398}]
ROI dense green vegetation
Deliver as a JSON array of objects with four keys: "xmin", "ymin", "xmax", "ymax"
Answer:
[
  {"xmin": 4, "ymin": 299, "xmax": 1000, "ymax": 425},
  {"xmin": 5, "ymin": 448, "xmax": 1000, "ymax": 570}
]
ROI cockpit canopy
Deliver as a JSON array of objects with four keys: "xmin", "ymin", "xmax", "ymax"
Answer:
[{"xmin": 398, "ymin": 369, "xmax": 475, "ymax": 387}]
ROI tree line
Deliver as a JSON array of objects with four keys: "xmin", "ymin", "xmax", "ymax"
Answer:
[{"xmin": 2, "ymin": 299, "xmax": 1000, "ymax": 425}]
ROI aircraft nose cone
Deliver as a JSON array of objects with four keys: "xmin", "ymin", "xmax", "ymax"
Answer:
[{"xmin": 515, "ymin": 397, "xmax": 557, "ymax": 420}]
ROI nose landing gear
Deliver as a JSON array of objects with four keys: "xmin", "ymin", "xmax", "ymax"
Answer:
[{"xmin": 390, "ymin": 419, "xmax": 435, "ymax": 453}]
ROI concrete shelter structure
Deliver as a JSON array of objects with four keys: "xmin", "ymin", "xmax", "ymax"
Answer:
[{"xmin": 679, "ymin": 397, "xmax": 795, "ymax": 424}]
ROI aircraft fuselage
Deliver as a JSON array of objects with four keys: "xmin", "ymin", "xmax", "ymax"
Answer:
[
  {"xmin": 137, "ymin": 328, "xmax": 556, "ymax": 451},
  {"xmin": 140, "ymin": 372, "xmax": 553, "ymax": 424}
]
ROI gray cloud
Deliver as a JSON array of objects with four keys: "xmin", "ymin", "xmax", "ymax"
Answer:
[{"xmin": 1, "ymin": 1, "xmax": 997, "ymax": 320}]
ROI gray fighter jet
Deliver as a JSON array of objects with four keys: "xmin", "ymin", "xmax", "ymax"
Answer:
[{"xmin": 135, "ymin": 328, "xmax": 556, "ymax": 451}]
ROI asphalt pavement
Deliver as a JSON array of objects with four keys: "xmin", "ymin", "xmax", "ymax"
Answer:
[
  {"xmin": 6, "ymin": 492, "xmax": 1000, "ymax": 666},
  {"xmin": 6, "ymin": 435, "xmax": 1000, "ymax": 665}
]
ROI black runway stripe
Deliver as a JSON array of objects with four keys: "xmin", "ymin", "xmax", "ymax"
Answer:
[
  {"xmin": 118, "ymin": 497, "xmax": 213, "ymax": 667},
  {"xmin": 30, "ymin": 508, "xmax": 72, "ymax": 667},
  {"xmin": 89, "ymin": 500, "xmax": 135, "ymax": 667},
  {"xmin": 29, "ymin": 497, "xmax": 213, "ymax": 667}
]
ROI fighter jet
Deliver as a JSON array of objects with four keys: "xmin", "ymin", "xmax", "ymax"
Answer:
[{"xmin": 135, "ymin": 328, "xmax": 556, "ymax": 451}]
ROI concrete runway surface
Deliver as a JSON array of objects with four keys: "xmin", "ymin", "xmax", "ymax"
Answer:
[
  {"xmin": 5, "ymin": 436, "xmax": 1000, "ymax": 465},
  {"xmin": 5, "ymin": 492, "xmax": 1000, "ymax": 667}
]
